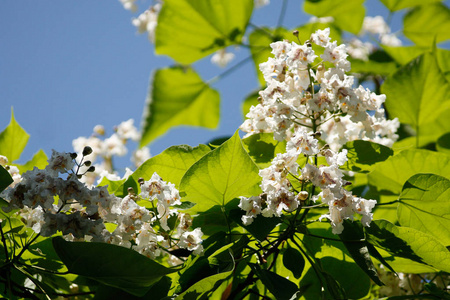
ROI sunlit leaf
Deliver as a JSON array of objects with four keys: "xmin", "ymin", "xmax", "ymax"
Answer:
[
  {"xmin": 16, "ymin": 149, "xmax": 48, "ymax": 173},
  {"xmin": 0, "ymin": 109, "xmax": 29, "ymax": 163},
  {"xmin": 368, "ymin": 149, "xmax": 450, "ymax": 194},
  {"xmin": 403, "ymin": 3, "xmax": 450, "ymax": 47},
  {"xmin": 382, "ymin": 52, "xmax": 450, "ymax": 147},
  {"xmin": 155, "ymin": 0, "xmax": 253, "ymax": 64},
  {"xmin": 349, "ymin": 50, "xmax": 397, "ymax": 75},
  {"xmin": 365, "ymin": 220, "xmax": 450, "ymax": 272},
  {"xmin": 398, "ymin": 174, "xmax": 450, "ymax": 246},
  {"xmin": 304, "ymin": 0, "xmax": 365, "ymax": 34},
  {"xmin": 383, "ymin": 45, "xmax": 430, "ymax": 65},
  {"xmin": 242, "ymin": 133, "xmax": 286, "ymax": 169},
  {"xmin": 140, "ymin": 67, "xmax": 220, "ymax": 146},
  {"xmin": 52, "ymin": 237, "xmax": 178, "ymax": 296},
  {"xmin": 380, "ymin": 0, "xmax": 442, "ymax": 11},
  {"xmin": 179, "ymin": 131, "xmax": 261, "ymax": 213}
]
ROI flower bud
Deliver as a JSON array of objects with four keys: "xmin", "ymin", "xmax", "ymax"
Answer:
[
  {"xmin": 70, "ymin": 152, "xmax": 78, "ymax": 159},
  {"xmin": 292, "ymin": 30, "xmax": 299, "ymax": 37},
  {"xmin": 82, "ymin": 146, "xmax": 93, "ymax": 156},
  {"xmin": 87, "ymin": 166, "xmax": 95, "ymax": 173},
  {"xmin": 138, "ymin": 177, "xmax": 145, "ymax": 185},
  {"xmin": 298, "ymin": 191, "xmax": 309, "ymax": 201},
  {"xmin": 84, "ymin": 161, "xmax": 91, "ymax": 167}
]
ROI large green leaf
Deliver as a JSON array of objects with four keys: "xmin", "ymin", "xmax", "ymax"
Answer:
[
  {"xmin": 382, "ymin": 52, "xmax": 450, "ymax": 146},
  {"xmin": 368, "ymin": 149, "xmax": 450, "ymax": 194},
  {"xmin": 342, "ymin": 140, "xmax": 394, "ymax": 173},
  {"xmin": 398, "ymin": 174, "xmax": 450, "ymax": 246},
  {"xmin": 179, "ymin": 131, "xmax": 261, "ymax": 213},
  {"xmin": 304, "ymin": 0, "xmax": 365, "ymax": 34},
  {"xmin": 140, "ymin": 67, "xmax": 220, "ymax": 147},
  {"xmin": 282, "ymin": 246, "xmax": 305, "ymax": 279},
  {"xmin": 403, "ymin": 3, "xmax": 450, "ymax": 47},
  {"xmin": 381, "ymin": 0, "xmax": 442, "ymax": 11},
  {"xmin": 0, "ymin": 109, "xmax": 29, "ymax": 163},
  {"xmin": 365, "ymin": 220, "xmax": 450, "ymax": 272},
  {"xmin": 0, "ymin": 165, "xmax": 13, "ymax": 192},
  {"xmin": 52, "ymin": 237, "xmax": 179, "ymax": 296},
  {"xmin": 155, "ymin": 0, "xmax": 253, "ymax": 64}
]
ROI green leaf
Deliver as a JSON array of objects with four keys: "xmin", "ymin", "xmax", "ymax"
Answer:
[
  {"xmin": 242, "ymin": 133, "xmax": 286, "ymax": 168},
  {"xmin": 0, "ymin": 165, "xmax": 13, "ymax": 192},
  {"xmin": 304, "ymin": 0, "xmax": 365, "ymax": 34},
  {"xmin": 0, "ymin": 109, "xmax": 29, "ymax": 163},
  {"xmin": 338, "ymin": 221, "xmax": 383, "ymax": 286},
  {"xmin": 383, "ymin": 45, "xmax": 430, "ymax": 65},
  {"xmin": 403, "ymin": 3, "xmax": 450, "ymax": 47},
  {"xmin": 175, "ymin": 269, "xmax": 233, "ymax": 300},
  {"xmin": 52, "ymin": 237, "xmax": 179, "ymax": 296},
  {"xmin": 249, "ymin": 263, "xmax": 299, "ymax": 300},
  {"xmin": 155, "ymin": 0, "xmax": 253, "ymax": 64},
  {"xmin": 131, "ymin": 144, "xmax": 210, "ymax": 187},
  {"xmin": 397, "ymin": 174, "xmax": 450, "ymax": 246},
  {"xmin": 342, "ymin": 140, "xmax": 394, "ymax": 173},
  {"xmin": 368, "ymin": 149, "xmax": 450, "ymax": 194},
  {"xmin": 16, "ymin": 149, "xmax": 48, "ymax": 173},
  {"xmin": 140, "ymin": 67, "xmax": 220, "ymax": 146},
  {"xmin": 365, "ymin": 220, "xmax": 450, "ymax": 272},
  {"xmin": 437, "ymin": 132, "xmax": 450, "ymax": 154},
  {"xmin": 382, "ymin": 52, "xmax": 450, "ymax": 145},
  {"xmin": 179, "ymin": 131, "xmax": 261, "ymax": 213},
  {"xmin": 436, "ymin": 48, "xmax": 450, "ymax": 82},
  {"xmin": 282, "ymin": 246, "xmax": 305, "ymax": 279},
  {"xmin": 381, "ymin": 0, "xmax": 442, "ymax": 11}
]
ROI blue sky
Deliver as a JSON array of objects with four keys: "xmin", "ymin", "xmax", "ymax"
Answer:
[{"xmin": 0, "ymin": 1, "xmax": 418, "ymax": 172}]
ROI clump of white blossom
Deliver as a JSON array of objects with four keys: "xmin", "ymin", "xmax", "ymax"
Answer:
[
  {"xmin": 131, "ymin": 2, "xmax": 162, "ymax": 43},
  {"xmin": 0, "ymin": 149, "xmax": 204, "ymax": 260},
  {"xmin": 239, "ymin": 28, "xmax": 398, "ymax": 234},
  {"xmin": 211, "ymin": 49, "xmax": 235, "ymax": 68},
  {"xmin": 72, "ymin": 119, "xmax": 151, "ymax": 187}
]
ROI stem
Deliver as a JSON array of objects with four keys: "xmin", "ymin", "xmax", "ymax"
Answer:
[
  {"xmin": 275, "ymin": 0, "xmax": 288, "ymax": 32},
  {"xmin": 0, "ymin": 222, "xmax": 10, "ymax": 262}
]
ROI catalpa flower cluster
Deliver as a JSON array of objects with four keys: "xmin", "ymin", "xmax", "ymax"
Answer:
[
  {"xmin": 239, "ymin": 28, "xmax": 393, "ymax": 234},
  {"xmin": 1, "ymin": 150, "xmax": 203, "ymax": 260}
]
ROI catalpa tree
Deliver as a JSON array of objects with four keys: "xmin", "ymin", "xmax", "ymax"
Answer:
[{"xmin": 1, "ymin": 0, "xmax": 449, "ymax": 299}]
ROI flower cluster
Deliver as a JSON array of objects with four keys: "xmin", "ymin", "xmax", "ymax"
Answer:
[
  {"xmin": 1, "ymin": 150, "xmax": 203, "ymax": 260},
  {"xmin": 132, "ymin": 2, "xmax": 162, "ymax": 43},
  {"xmin": 239, "ymin": 28, "xmax": 394, "ymax": 233},
  {"xmin": 72, "ymin": 119, "xmax": 151, "ymax": 186}
]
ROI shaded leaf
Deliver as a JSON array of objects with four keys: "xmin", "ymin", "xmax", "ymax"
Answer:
[
  {"xmin": 249, "ymin": 263, "xmax": 299, "ymax": 300},
  {"xmin": 52, "ymin": 237, "xmax": 178, "ymax": 296},
  {"xmin": 242, "ymin": 132, "xmax": 286, "ymax": 168},
  {"xmin": 140, "ymin": 67, "xmax": 220, "ymax": 146},
  {"xmin": 229, "ymin": 208, "xmax": 281, "ymax": 241},
  {"xmin": 437, "ymin": 132, "xmax": 450, "ymax": 155},
  {"xmin": 0, "ymin": 165, "xmax": 13, "ymax": 192},
  {"xmin": 338, "ymin": 220, "xmax": 383, "ymax": 286},
  {"xmin": 342, "ymin": 140, "xmax": 393, "ymax": 173},
  {"xmin": 155, "ymin": 0, "xmax": 253, "ymax": 64},
  {"xmin": 175, "ymin": 269, "xmax": 233, "ymax": 300},
  {"xmin": 398, "ymin": 173, "xmax": 450, "ymax": 246},
  {"xmin": 282, "ymin": 246, "xmax": 305, "ymax": 279}
]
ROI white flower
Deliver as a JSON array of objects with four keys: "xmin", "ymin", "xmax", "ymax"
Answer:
[
  {"xmin": 131, "ymin": 147, "xmax": 151, "ymax": 167},
  {"xmin": 46, "ymin": 150, "xmax": 74, "ymax": 176},
  {"xmin": 179, "ymin": 228, "xmax": 204, "ymax": 255},
  {"xmin": 211, "ymin": 49, "xmax": 235, "ymax": 68},
  {"xmin": 0, "ymin": 155, "xmax": 8, "ymax": 166},
  {"xmin": 311, "ymin": 28, "xmax": 331, "ymax": 47},
  {"xmin": 363, "ymin": 16, "xmax": 390, "ymax": 36},
  {"xmin": 254, "ymin": 0, "xmax": 270, "ymax": 8},
  {"xmin": 132, "ymin": 4, "xmax": 162, "ymax": 43},
  {"xmin": 119, "ymin": 0, "xmax": 137, "ymax": 12},
  {"xmin": 116, "ymin": 119, "xmax": 140, "ymax": 141}
]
